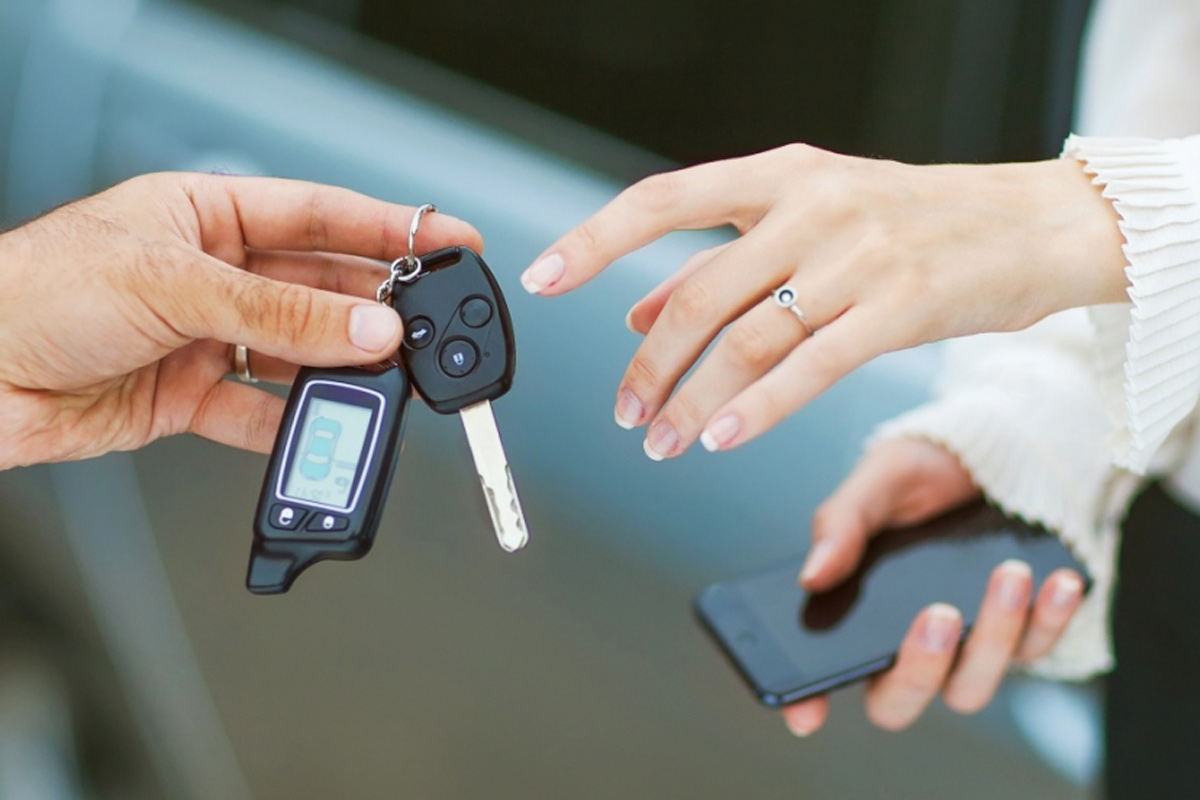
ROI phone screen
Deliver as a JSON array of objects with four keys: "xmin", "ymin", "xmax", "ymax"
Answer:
[{"xmin": 694, "ymin": 501, "xmax": 1089, "ymax": 706}]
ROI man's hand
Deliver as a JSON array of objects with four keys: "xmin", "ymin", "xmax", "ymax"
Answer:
[
  {"xmin": 781, "ymin": 438, "xmax": 1086, "ymax": 736},
  {"xmin": 0, "ymin": 173, "xmax": 482, "ymax": 470}
]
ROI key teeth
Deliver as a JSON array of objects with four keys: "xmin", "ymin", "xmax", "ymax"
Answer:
[
  {"xmin": 503, "ymin": 464, "xmax": 529, "ymax": 551},
  {"xmin": 477, "ymin": 470, "xmax": 529, "ymax": 553}
]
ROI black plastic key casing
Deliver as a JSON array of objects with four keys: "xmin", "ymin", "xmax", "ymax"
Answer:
[
  {"xmin": 248, "ymin": 364, "xmax": 410, "ymax": 594},
  {"xmin": 391, "ymin": 246, "xmax": 515, "ymax": 415}
]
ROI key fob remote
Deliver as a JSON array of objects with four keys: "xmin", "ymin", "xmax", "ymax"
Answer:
[
  {"xmin": 248, "ymin": 364, "xmax": 410, "ymax": 594},
  {"xmin": 390, "ymin": 246, "xmax": 515, "ymax": 414}
]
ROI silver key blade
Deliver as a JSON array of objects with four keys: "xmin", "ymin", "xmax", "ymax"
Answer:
[{"xmin": 460, "ymin": 400, "xmax": 529, "ymax": 552}]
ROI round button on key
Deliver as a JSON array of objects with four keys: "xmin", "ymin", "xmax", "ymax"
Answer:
[
  {"xmin": 405, "ymin": 316, "xmax": 435, "ymax": 350},
  {"xmin": 439, "ymin": 339, "xmax": 479, "ymax": 377},
  {"xmin": 460, "ymin": 297, "xmax": 493, "ymax": 328}
]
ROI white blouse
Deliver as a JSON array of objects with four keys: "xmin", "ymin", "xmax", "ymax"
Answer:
[{"xmin": 873, "ymin": 0, "xmax": 1200, "ymax": 678}]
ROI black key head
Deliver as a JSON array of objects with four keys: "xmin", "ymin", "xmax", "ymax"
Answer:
[{"xmin": 390, "ymin": 246, "xmax": 516, "ymax": 414}]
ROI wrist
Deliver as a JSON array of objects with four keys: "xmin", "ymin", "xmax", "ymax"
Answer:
[{"xmin": 1043, "ymin": 156, "xmax": 1130, "ymax": 309}]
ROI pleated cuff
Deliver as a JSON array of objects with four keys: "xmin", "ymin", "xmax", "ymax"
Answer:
[
  {"xmin": 1064, "ymin": 135, "xmax": 1200, "ymax": 475},
  {"xmin": 870, "ymin": 394, "xmax": 1117, "ymax": 680}
]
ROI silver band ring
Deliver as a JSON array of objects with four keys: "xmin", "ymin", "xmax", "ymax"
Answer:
[
  {"xmin": 773, "ymin": 285, "xmax": 814, "ymax": 336},
  {"xmin": 234, "ymin": 344, "xmax": 258, "ymax": 384}
]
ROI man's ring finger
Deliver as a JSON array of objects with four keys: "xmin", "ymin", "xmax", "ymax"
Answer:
[{"xmin": 234, "ymin": 344, "xmax": 259, "ymax": 384}]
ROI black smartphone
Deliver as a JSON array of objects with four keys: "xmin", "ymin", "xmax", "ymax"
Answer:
[{"xmin": 693, "ymin": 501, "xmax": 1090, "ymax": 707}]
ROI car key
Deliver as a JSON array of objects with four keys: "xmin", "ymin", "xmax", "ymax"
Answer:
[
  {"xmin": 247, "ymin": 362, "xmax": 410, "ymax": 594},
  {"xmin": 387, "ymin": 244, "xmax": 529, "ymax": 552}
]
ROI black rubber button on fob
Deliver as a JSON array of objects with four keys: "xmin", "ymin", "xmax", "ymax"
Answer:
[
  {"xmin": 406, "ymin": 317, "xmax": 435, "ymax": 350},
  {"xmin": 306, "ymin": 513, "xmax": 350, "ymax": 533},
  {"xmin": 460, "ymin": 297, "xmax": 493, "ymax": 328},
  {"xmin": 439, "ymin": 339, "xmax": 479, "ymax": 377},
  {"xmin": 270, "ymin": 504, "xmax": 305, "ymax": 531}
]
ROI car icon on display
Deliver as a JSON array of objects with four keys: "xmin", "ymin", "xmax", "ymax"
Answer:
[{"xmin": 300, "ymin": 417, "xmax": 342, "ymax": 480}]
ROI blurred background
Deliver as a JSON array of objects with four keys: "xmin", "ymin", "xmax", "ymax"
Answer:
[{"xmin": 0, "ymin": 0, "xmax": 1101, "ymax": 797}]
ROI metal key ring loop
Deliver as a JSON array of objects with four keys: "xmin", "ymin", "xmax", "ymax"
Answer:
[
  {"xmin": 378, "ymin": 203, "xmax": 439, "ymax": 303},
  {"xmin": 390, "ymin": 253, "xmax": 424, "ymax": 284},
  {"xmin": 408, "ymin": 203, "xmax": 437, "ymax": 261}
]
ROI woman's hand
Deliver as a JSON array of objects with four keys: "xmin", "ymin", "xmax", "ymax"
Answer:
[
  {"xmin": 524, "ymin": 145, "xmax": 1126, "ymax": 459},
  {"xmin": 0, "ymin": 173, "xmax": 482, "ymax": 470},
  {"xmin": 781, "ymin": 437, "xmax": 1086, "ymax": 736}
]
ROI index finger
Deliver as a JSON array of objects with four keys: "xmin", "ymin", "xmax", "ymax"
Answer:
[
  {"xmin": 522, "ymin": 154, "xmax": 777, "ymax": 296},
  {"xmin": 178, "ymin": 173, "xmax": 484, "ymax": 262}
]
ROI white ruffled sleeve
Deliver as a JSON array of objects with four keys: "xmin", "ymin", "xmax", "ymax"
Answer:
[
  {"xmin": 865, "ymin": 135, "xmax": 1200, "ymax": 679},
  {"xmin": 871, "ymin": 312, "xmax": 1137, "ymax": 680},
  {"xmin": 1065, "ymin": 134, "xmax": 1200, "ymax": 474}
]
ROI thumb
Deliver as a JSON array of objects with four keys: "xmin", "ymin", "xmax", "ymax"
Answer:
[
  {"xmin": 799, "ymin": 437, "xmax": 975, "ymax": 592},
  {"xmin": 799, "ymin": 482, "xmax": 889, "ymax": 594},
  {"xmin": 168, "ymin": 255, "xmax": 403, "ymax": 365}
]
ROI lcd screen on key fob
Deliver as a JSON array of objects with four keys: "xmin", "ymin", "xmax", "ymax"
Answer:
[
  {"xmin": 278, "ymin": 382, "xmax": 382, "ymax": 512},
  {"xmin": 249, "ymin": 365, "xmax": 409, "ymax": 595}
]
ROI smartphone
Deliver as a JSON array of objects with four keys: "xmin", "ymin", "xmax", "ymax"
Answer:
[{"xmin": 693, "ymin": 501, "xmax": 1090, "ymax": 707}]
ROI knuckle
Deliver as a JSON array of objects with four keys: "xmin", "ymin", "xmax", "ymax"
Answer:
[
  {"xmin": 629, "ymin": 171, "xmax": 681, "ymax": 214},
  {"xmin": 775, "ymin": 142, "xmax": 820, "ymax": 166},
  {"xmin": 723, "ymin": 319, "xmax": 781, "ymax": 371},
  {"xmin": 752, "ymin": 382, "xmax": 788, "ymax": 426},
  {"xmin": 253, "ymin": 281, "xmax": 321, "ymax": 350},
  {"xmin": 803, "ymin": 339, "xmax": 849, "ymax": 385},
  {"xmin": 810, "ymin": 503, "xmax": 839, "ymax": 540},
  {"xmin": 571, "ymin": 217, "xmax": 604, "ymax": 257},
  {"xmin": 666, "ymin": 278, "xmax": 718, "ymax": 329},
  {"xmin": 663, "ymin": 391, "xmax": 706, "ymax": 431},
  {"xmin": 624, "ymin": 355, "xmax": 663, "ymax": 394},
  {"xmin": 306, "ymin": 188, "xmax": 329, "ymax": 251},
  {"xmin": 247, "ymin": 395, "xmax": 279, "ymax": 450},
  {"xmin": 894, "ymin": 663, "xmax": 944, "ymax": 699}
]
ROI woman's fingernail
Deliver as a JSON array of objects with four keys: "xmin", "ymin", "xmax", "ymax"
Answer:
[
  {"xmin": 922, "ymin": 604, "xmax": 961, "ymax": 652},
  {"xmin": 996, "ymin": 560, "xmax": 1032, "ymax": 610},
  {"xmin": 625, "ymin": 308, "xmax": 637, "ymax": 333},
  {"xmin": 644, "ymin": 420, "xmax": 679, "ymax": 461},
  {"xmin": 700, "ymin": 414, "xmax": 741, "ymax": 452},
  {"xmin": 1051, "ymin": 574, "xmax": 1083, "ymax": 608},
  {"xmin": 615, "ymin": 389, "xmax": 644, "ymax": 430},
  {"xmin": 521, "ymin": 253, "xmax": 565, "ymax": 294},
  {"xmin": 785, "ymin": 715, "xmax": 814, "ymax": 738},
  {"xmin": 799, "ymin": 541, "xmax": 834, "ymax": 585},
  {"xmin": 349, "ymin": 305, "xmax": 402, "ymax": 352}
]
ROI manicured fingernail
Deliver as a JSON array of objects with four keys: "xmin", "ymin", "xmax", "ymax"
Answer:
[
  {"xmin": 1051, "ymin": 574, "xmax": 1083, "ymax": 608},
  {"xmin": 996, "ymin": 560, "xmax": 1032, "ymax": 610},
  {"xmin": 800, "ymin": 540, "xmax": 834, "ymax": 585},
  {"xmin": 625, "ymin": 308, "xmax": 637, "ymax": 333},
  {"xmin": 700, "ymin": 414, "xmax": 741, "ymax": 452},
  {"xmin": 922, "ymin": 604, "xmax": 960, "ymax": 651},
  {"xmin": 785, "ymin": 715, "xmax": 815, "ymax": 738},
  {"xmin": 615, "ymin": 388, "xmax": 644, "ymax": 430},
  {"xmin": 349, "ymin": 305, "xmax": 402, "ymax": 352},
  {"xmin": 644, "ymin": 420, "xmax": 679, "ymax": 461},
  {"xmin": 521, "ymin": 253, "xmax": 565, "ymax": 294}
]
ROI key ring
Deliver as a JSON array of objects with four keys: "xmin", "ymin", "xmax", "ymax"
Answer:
[{"xmin": 377, "ymin": 203, "xmax": 438, "ymax": 304}]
